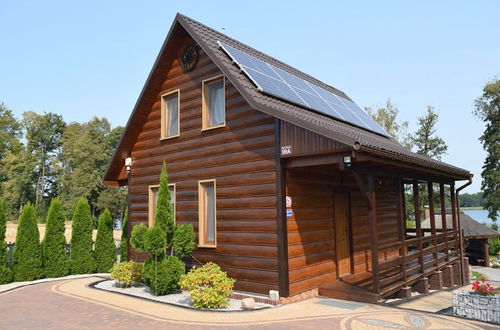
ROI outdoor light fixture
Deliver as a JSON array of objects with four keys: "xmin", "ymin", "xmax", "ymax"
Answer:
[
  {"xmin": 343, "ymin": 155, "xmax": 352, "ymax": 167},
  {"xmin": 125, "ymin": 157, "xmax": 132, "ymax": 172}
]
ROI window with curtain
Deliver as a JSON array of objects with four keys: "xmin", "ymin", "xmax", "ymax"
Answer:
[
  {"xmin": 148, "ymin": 184, "xmax": 176, "ymax": 227},
  {"xmin": 199, "ymin": 180, "xmax": 216, "ymax": 247},
  {"xmin": 161, "ymin": 91, "xmax": 179, "ymax": 138},
  {"xmin": 203, "ymin": 77, "xmax": 225, "ymax": 129}
]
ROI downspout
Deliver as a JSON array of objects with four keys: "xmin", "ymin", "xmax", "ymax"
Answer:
[{"xmin": 456, "ymin": 175, "xmax": 473, "ymax": 284}]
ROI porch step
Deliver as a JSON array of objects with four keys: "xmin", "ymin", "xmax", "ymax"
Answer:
[{"xmin": 319, "ymin": 280, "xmax": 380, "ymax": 303}]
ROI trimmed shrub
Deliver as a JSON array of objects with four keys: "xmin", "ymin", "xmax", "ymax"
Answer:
[
  {"xmin": 110, "ymin": 261, "xmax": 143, "ymax": 287},
  {"xmin": 173, "ymin": 224, "xmax": 195, "ymax": 259},
  {"xmin": 95, "ymin": 209, "xmax": 116, "ymax": 272},
  {"xmin": 0, "ymin": 198, "xmax": 12, "ymax": 284},
  {"xmin": 120, "ymin": 210, "xmax": 128, "ymax": 262},
  {"xmin": 144, "ymin": 226, "xmax": 166, "ymax": 257},
  {"xmin": 144, "ymin": 255, "xmax": 184, "ymax": 295},
  {"xmin": 42, "ymin": 199, "xmax": 70, "ymax": 278},
  {"xmin": 130, "ymin": 224, "xmax": 148, "ymax": 253},
  {"xmin": 180, "ymin": 262, "xmax": 235, "ymax": 309},
  {"xmin": 70, "ymin": 198, "xmax": 95, "ymax": 274},
  {"xmin": 154, "ymin": 163, "xmax": 175, "ymax": 247},
  {"xmin": 12, "ymin": 203, "xmax": 43, "ymax": 281}
]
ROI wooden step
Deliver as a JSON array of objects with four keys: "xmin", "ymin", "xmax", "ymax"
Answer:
[{"xmin": 319, "ymin": 280, "xmax": 380, "ymax": 303}]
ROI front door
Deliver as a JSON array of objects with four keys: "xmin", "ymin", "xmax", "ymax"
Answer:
[{"xmin": 334, "ymin": 192, "xmax": 351, "ymax": 277}]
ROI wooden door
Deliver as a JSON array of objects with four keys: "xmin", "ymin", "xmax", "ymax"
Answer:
[{"xmin": 334, "ymin": 193, "xmax": 351, "ymax": 277}]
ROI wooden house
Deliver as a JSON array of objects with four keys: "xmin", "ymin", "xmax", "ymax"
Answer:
[{"xmin": 103, "ymin": 14, "xmax": 473, "ymax": 302}]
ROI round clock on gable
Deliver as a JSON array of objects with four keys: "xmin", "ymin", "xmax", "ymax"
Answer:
[{"xmin": 181, "ymin": 44, "xmax": 199, "ymax": 72}]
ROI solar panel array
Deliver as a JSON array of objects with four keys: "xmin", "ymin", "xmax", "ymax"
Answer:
[{"xmin": 218, "ymin": 41, "xmax": 389, "ymax": 137}]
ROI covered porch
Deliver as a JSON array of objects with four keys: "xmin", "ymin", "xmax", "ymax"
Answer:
[{"xmin": 282, "ymin": 148, "xmax": 471, "ymax": 303}]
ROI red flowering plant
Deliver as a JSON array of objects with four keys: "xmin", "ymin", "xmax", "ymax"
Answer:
[{"xmin": 471, "ymin": 278, "xmax": 496, "ymax": 296}]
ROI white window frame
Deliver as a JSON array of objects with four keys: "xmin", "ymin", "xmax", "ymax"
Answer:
[
  {"xmin": 201, "ymin": 75, "xmax": 225, "ymax": 131},
  {"xmin": 160, "ymin": 89, "xmax": 180, "ymax": 139}
]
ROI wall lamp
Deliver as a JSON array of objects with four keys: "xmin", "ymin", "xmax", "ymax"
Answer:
[
  {"xmin": 125, "ymin": 157, "xmax": 132, "ymax": 173},
  {"xmin": 343, "ymin": 155, "xmax": 352, "ymax": 168}
]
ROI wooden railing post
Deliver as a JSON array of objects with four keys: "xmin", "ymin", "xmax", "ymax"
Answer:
[
  {"xmin": 396, "ymin": 178, "xmax": 407, "ymax": 282},
  {"xmin": 451, "ymin": 183, "xmax": 465, "ymax": 284},
  {"xmin": 413, "ymin": 181, "xmax": 425, "ymax": 275},
  {"xmin": 440, "ymin": 183, "xmax": 449, "ymax": 262},
  {"xmin": 368, "ymin": 174, "xmax": 379, "ymax": 294},
  {"xmin": 427, "ymin": 182, "xmax": 438, "ymax": 268}
]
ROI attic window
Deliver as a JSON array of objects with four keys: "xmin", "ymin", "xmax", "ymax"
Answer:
[
  {"xmin": 161, "ymin": 90, "xmax": 180, "ymax": 139},
  {"xmin": 202, "ymin": 76, "xmax": 225, "ymax": 130}
]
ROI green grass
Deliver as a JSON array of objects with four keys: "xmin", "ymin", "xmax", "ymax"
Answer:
[
  {"xmin": 461, "ymin": 207, "xmax": 484, "ymax": 210},
  {"xmin": 472, "ymin": 271, "xmax": 488, "ymax": 280}
]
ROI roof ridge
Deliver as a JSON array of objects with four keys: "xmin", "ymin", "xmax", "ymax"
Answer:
[{"xmin": 176, "ymin": 13, "xmax": 350, "ymax": 100}]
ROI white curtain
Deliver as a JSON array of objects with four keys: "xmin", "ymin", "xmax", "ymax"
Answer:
[
  {"xmin": 166, "ymin": 95, "xmax": 178, "ymax": 135},
  {"xmin": 208, "ymin": 80, "xmax": 224, "ymax": 126},
  {"xmin": 205, "ymin": 183, "xmax": 215, "ymax": 242}
]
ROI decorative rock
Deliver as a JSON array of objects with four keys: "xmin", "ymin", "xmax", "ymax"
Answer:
[
  {"xmin": 241, "ymin": 298, "xmax": 255, "ymax": 310},
  {"xmin": 269, "ymin": 290, "xmax": 280, "ymax": 301}
]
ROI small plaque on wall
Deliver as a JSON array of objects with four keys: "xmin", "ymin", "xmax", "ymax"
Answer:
[
  {"xmin": 286, "ymin": 196, "xmax": 292, "ymax": 208},
  {"xmin": 286, "ymin": 209, "xmax": 293, "ymax": 218}
]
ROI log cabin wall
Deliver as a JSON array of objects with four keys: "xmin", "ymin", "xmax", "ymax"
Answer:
[
  {"xmin": 128, "ymin": 32, "xmax": 279, "ymax": 294},
  {"xmin": 286, "ymin": 168, "xmax": 400, "ymax": 296}
]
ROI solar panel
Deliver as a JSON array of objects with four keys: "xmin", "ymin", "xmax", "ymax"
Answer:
[{"xmin": 218, "ymin": 41, "xmax": 390, "ymax": 138}]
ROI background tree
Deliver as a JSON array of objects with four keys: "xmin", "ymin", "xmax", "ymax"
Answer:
[
  {"xmin": 94, "ymin": 209, "xmax": 116, "ymax": 272},
  {"xmin": 0, "ymin": 198, "xmax": 12, "ymax": 283},
  {"xmin": 474, "ymin": 79, "xmax": 500, "ymax": 222},
  {"xmin": 42, "ymin": 199, "xmax": 69, "ymax": 278},
  {"xmin": 460, "ymin": 192, "xmax": 485, "ymax": 208},
  {"xmin": 366, "ymin": 99, "xmax": 412, "ymax": 148},
  {"xmin": 0, "ymin": 103, "xmax": 21, "ymax": 186},
  {"xmin": 69, "ymin": 198, "xmax": 95, "ymax": 274},
  {"xmin": 120, "ymin": 210, "xmax": 128, "ymax": 262},
  {"xmin": 12, "ymin": 203, "xmax": 43, "ymax": 281},
  {"xmin": 412, "ymin": 106, "xmax": 448, "ymax": 160}
]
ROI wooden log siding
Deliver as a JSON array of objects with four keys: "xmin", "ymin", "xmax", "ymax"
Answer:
[
  {"xmin": 128, "ymin": 39, "xmax": 279, "ymax": 294},
  {"xmin": 286, "ymin": 168, "xmax": 400, "ymax": 295}
]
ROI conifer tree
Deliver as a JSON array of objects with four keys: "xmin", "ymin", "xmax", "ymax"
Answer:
[
  {"xmin": 70, "ymin": 197, "xmax": 95, "ymax": 274},
  {"xmin": 120, "ymin": 210, "xmax": 128, "ymax": 262},
  {"xmin": 42, "ymin": 199, "xmax": 69, "ymax": 278},
  {"xmin": 94, "ymin": 209, "xmax": 116, "ymax": 272},
  {"xmin": 154, "ymin": 163, "xmax": 175, "ymax": 248},
  {"xmin": 12, "ymin": 203, "xmax": 43, "ymax": 281},
  {"xmin": 0, "ymin": 198, "xmax": 13, "ymax": 283}
]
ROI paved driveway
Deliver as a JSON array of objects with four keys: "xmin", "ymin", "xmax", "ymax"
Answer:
[{"xmin": 0, "ymin": 277, "xmax": 495, "ymax": 329}]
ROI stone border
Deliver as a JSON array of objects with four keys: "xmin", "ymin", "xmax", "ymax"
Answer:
[
  {"xmin": 0, "ymin": 273, "xmax": 110, "ymax": 294},
  {"xmin": 453, "ymin": 291, "xmax": 500, "ymax": 324}
]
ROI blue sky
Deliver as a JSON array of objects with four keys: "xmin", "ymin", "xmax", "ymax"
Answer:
[{"xmin": 1, "ymin": 1, "xmax": 499, "ymax": 193}]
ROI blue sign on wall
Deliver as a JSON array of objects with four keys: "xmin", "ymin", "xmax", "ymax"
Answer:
[{"xmin": 286, "ymin": 209, "xmax": 293, "ymax": 218}]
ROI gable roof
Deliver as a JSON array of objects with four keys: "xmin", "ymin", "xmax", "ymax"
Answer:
[
  {"xmin": 422, "ymin": 211, "xmax": 499, "ymax": 239},
  {"xmin": 103, "ymin": 13, "xmax": 471, "ymax": 184}
]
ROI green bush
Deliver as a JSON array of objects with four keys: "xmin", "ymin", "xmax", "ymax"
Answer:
[
  {"xmin": 154, "ymin": 163, "xmax": 175, "ymax": 247},
  {"xmin": 173, "ymin": 224, "xmax": 195, "ymax": 259},
  {"xmin": 0, "ymin": 198, "xmax": 12, "ymax": 284},
  {"xmin": 144, "ymin": 226, "xmax": 166, "ymax": 257},
  {"xmin": 144, "ymin": 255, "xmax": 184, "ymax": 295},
  {"xmin": 179, "ymin": 262, "xmax": 235, "ymax": 309},
  {"xmin": 42, "ymin": 199, "xmax": 70, "ymax": 278},
  {"xmin": 69, "ymin": 198, "xmax": 95, "ymax": 274},
  {"xmin": 489, "ymin": 237, "xmax": 500, "ymax": 256},
  {"xmin": 110, "ymin": 261, "xmax": 143, "ymax": 287},
  {"xmin": 94, "ymin": 209, "xmax": 116, "ymax": 272},
  {"xmin": 120, "ymin": 210, "xmax": 128, "ymax": 262},
  {"xmin": 12, "ymin": 203, "xmax": 43, "ymax": 281},
  {"xmin": 130, "ymin": 224, "xmax": 147, "ymax": 253}
]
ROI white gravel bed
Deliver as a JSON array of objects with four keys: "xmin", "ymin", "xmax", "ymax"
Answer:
[
  {"xmin": 95, "ymin": 279, "xmax": 272, "ymax": 311},
  {"xmin": 0, "ymin": 273, "xmax": 110, "ymax": 293}
]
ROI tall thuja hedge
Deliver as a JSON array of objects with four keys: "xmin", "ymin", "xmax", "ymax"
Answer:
[
  {"xmin": 120, "ymin": 210, "xmax": 128, "ymax": 262},
  {"xmin": 155, "ymin": 163, "xmax": 175, "ymax": 249},
  {"xmin": 0, "ymin": 198, "xmax": 13, "ymax": 283},
  {"xmin": 43, "ymin": 199, "xmax": 70, "ymax": 278},
  {"xmin": 70, "ymin": 198, "xmax": 95, "ymax": 274},
  {"xmin": 95, "ymin": 209, "xmax": 116, "ymax": 272},
  {"xmin": 12, "ymin": 203, "xmax": 43, "ymax": 281}
]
